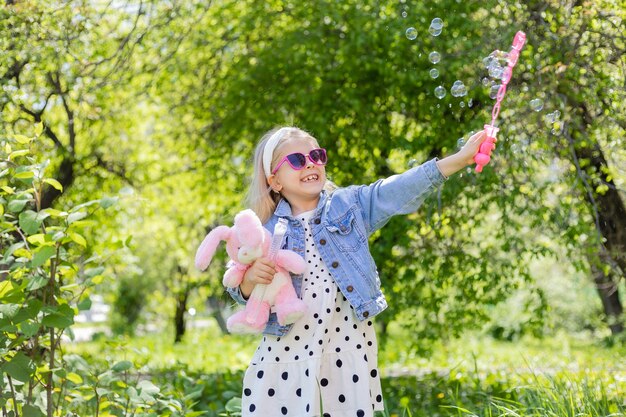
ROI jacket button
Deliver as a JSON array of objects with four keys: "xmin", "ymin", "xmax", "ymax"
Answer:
[
  {"xmin": 363, "ymin": 311, "xmax": 369, "ymax": 318},
  {"xmin": 320, "ymin": 239, "xmax": 326, "ymax": 245},
  {"xmin": 331, "ymin": 261, "xmax": 339, "ymax": 268},
  {"xmin": 347, "ymin": 285, "xmax": 354, "ymax": 292},
  {"xmin": 314, "ymin": 218, "xmax": 321, "ymax": 224}
]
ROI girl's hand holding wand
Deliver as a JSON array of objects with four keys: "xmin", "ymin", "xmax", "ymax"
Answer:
[{"xmin": 436, "ymin": 130, "xmax": 491, "ymax": 177}]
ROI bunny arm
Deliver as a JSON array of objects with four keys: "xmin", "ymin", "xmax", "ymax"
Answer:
[
  {"xmin": 195, "ymin": 225, "xmax": 232, "ymax": 271},
  {"xmin": 275, "ymin": 249, "xmax": 306, "ymax": 274},
  {"xmin": 223, "ymin": 262, "xmax": 251, "ymax": 288}
]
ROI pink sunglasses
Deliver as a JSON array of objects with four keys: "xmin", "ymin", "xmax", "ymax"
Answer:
[{"xmin": 272, "ymin": 148, "xmax": 328, "ymax": 175}]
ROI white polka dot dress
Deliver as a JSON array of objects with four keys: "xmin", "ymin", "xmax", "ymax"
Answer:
[{"xmin": 241, "ymin": 211, "xmax": 384, "ymax": 417}]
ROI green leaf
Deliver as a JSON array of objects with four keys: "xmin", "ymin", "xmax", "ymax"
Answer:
[
  {"xmin": 4, "ymin": 242, "xmax": 25, "ymax": 258},
  {"xmin": 26, "ymin": 274, "xmax": 49, "ymax": 291},
  {"xmin": 13, "ymin": 170, "xmax": 35, "ymax": 179},
  {"xmin": 77, "ymin": 296, "xmax": 92, "ymax": 311},
  {"xmin": 112, "ymin": 361, "xmax": 133, "ymax": 372},
  {"xmin": 68, "ymin": 232, "xmax": 87, "ymax": 247},
  {"xmin": 20, "ymin": 321, "xmax": 41, "ymax": 337},
  {"xmin": 42, "ymin": 208, "xmax": 67, "ymax": 217},
  {"xmin": 7, "ymin": 199, "xmax": 29, "ymax": 213},
  {"xmin": 66, "ymin": 372, "xmax": 83, "ymax": 384},
  {"xmin": 225, "ymin": 397, "xmax": 242, "ymax": 412},
  {"xmin": 42, "ymin": 305, "xmax": 74, "ymax": 329},
  {"xmin": 22, "ymin": 404, "xmax": 46, "ymax": 417},
  {"xmin": 0, "ymin": 281, "xmax": 15, "ymax": 299},
  {"xmin": 13, "ymin": 299, "xmax": 43, "ymax": 323},
  {"xmin": 14, "ymin": 134, "xmax": 32, "ymax": 144},
  {"xmin": 67, "ymin": 211, "xmax": 87, "ymax": 224},
  {"xmin": 43, "ymin": 178, "xmax": 63, "ymax": 191},
  {"xmin": 86, "ymin": 266, "xmax": 105, "ymax": 278},
  {"xmin": 1, "ymin": 185, "xmax": 15, "ymax": 194},
  {"xmin": 19, "ymin": 210, "xmax": 42, "ymax": 234},
  {"xmin": 34, "ymin": 122, "xmax": 44, "ymax": 136},
  {"xmin": 0, "ymin": 304, "xmax": 20, "ymax": 319},
  {"xmin": 1, "ymin": 352, "xmax": 35, "ymax": 383},
  {"xmin": 31, "ymin": 246, "xmax": 56, "ymax": 268},
  {"xmin": 100, "ymin": 196, "xmax": 118, "ymax": 208},
  {"xmin": 137, "ymin": 379, "xmax": 160, "ymax": 397},
  {"xmin": 42, "ymin": 313, "xmax": 73, "ymax": 329},
  {"xmin": 27, "ymin": 234, "xmax": 51, "ymax": 245},
  {"xmin": 9, "ymin": 149, "xmax": 30, "ymax": 159}
]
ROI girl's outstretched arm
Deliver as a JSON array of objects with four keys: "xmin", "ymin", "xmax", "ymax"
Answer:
[{"xmin": 436, "ymin": 130, "xmax": 487, "ymax": 177}]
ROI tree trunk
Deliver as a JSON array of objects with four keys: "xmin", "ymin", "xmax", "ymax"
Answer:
[
  {"xmin": 572, "ymin": 104, "xmax": 626, "ymax": 334},
  {"xmin": 174, "ymin": 291, "xmax": 188, "ymax": 343},
  {"xmin": 40, "ymin": 156, "xmax": 75, "ymax": 210},
  {"xmin": 207, "ymin": 295, "xmax": 229, "ymax": 334},
  {"xmin": 591, "ymin": 259, "xmax": 624, "ymax": 334}
]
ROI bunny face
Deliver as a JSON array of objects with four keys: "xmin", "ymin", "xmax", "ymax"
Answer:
[{"xmin": 237, "ymin": 244, "xmax": 264, "ymax": 264}]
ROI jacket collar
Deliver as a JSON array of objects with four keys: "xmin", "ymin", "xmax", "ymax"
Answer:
[{"xmin": 274, "ymin": 190, "xmax": 328, "ymax": 219}]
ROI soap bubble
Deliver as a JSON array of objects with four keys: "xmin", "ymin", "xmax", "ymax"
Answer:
[
  {"xmin": 450, "ymin": 80, "xmax": 467, "ymax": 97},
  {"xmin": 501, "ymin": 67, "xmax": 512, "ymax": 83},
  {"xmin": 468, "ymin": 99, "xmax": 473, "ymax": 107},
  {"xmin": 402, "ymin": 10, "xmax": 408, "ymax": 18},
  {"xmin": 545, "ymin": 110, "xmax": 561, "ymax": 123},
  {"xmin": 429, "ymin": 18, "xmax": 443, "ymax": 36},
  {"xmin": 434, "ymin": 85, "xmax": 446, "ymax": 99},
  {"xmin": 530, "ymin": 98, "xmax": 544, "ymax": 111},
  {"xmin": 430, "ymin": 18, "xmax": 443, "ymax": 29},
  {"xmin": 492, "ymin": 50, "xmax": 509, "ymax": 61},
  {"xmin": 429, "ymin": 51, "xmax": 441, "ymax": 64},
  {"xmin": 408, "ymin": 158, "xmax": 417, "ymax": 168},
  {"xmin": 481, "ymin": 77, "xmax": 490, "ymax": 86},
  {"xmin": 405, "ymin": 27, "xmax": 417, "ymax": 40},
  {"xmin": 457, "ymin": 138, "xmax": 465, "ymax": 148},
  {"xmin": 459, "ymin": 101, "xmax": 465, "ymax": 108},
  {"xmin": 429, "ymin": 26, "xmax": 442, "ymax": 36},
  {"xmin": 488, "ymin": 64, "xmax": 504, "ymax": 79},
  {"xmin": 489, "ymin": 84, "xmax": 500, "ymax": 99},
  {"xmin": 429, "ymin": 68, "xmax": 439, "ymax": 78}
]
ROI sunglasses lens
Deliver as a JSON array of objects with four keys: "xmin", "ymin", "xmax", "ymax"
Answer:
[
  {"xmin": 286, "ymin": 153, "xmax": 307, "ymax": 169},
  {"xmin": 310, "ymin": 149, "xmax": 327, "ymax": 164}
]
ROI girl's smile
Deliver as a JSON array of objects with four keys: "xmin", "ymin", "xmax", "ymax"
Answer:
[{"xmin": 268, "ymin": 138, "xmax": 327, "ymax": 215}]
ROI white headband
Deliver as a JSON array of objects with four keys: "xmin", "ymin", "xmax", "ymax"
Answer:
[{"xmin": 262, "ymin": 127, "xmax": 291, "ymax": 178}]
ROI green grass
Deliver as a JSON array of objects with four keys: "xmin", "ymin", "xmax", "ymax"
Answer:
[{"xmin": 66, "ymin": 319, "xmax": 626, "ymax": 416}]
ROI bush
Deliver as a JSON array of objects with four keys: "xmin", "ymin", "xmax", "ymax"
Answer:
[{"xmin": 0, "ymin": 128, "xmax": 182, "ymax": 416}]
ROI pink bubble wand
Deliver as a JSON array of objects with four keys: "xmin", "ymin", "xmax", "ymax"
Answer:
[{"xmin": 474, "ymin": 31, "xmax": 526, "ymax": 173}]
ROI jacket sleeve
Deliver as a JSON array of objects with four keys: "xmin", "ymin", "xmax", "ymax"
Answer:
[
  {"xmin": 356, "ymin": 158, "xmax": 447, "ymax": 235},
  {"xmin": 226, "ymin": 285, "xmax": 248, "ymax": 305}
]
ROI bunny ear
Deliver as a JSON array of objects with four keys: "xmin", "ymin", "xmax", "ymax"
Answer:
[{"xmin": 195, "ymin": 225, "xmax": 232, "ymax": 270}]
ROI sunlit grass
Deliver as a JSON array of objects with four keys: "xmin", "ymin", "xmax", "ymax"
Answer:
[
  {"xmin": 66, "ymin": 318, "xmax": 626, "ymax": 416},
  {"xmin": 67, "ymin": 318, "xmax": 625, "ymax": 374}
]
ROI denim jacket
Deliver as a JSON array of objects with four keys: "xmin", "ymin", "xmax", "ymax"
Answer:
[{"xmin": 227, "ymin": 158, "xmax": 447, "ymax": 336}]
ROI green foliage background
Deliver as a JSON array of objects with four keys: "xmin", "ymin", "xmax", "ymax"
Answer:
[
  {"xmin": 1, "ymin": 0, "xmax": 625, "ymax": 415},
  {"xmin": 1, "ymin": 0, "xmax": 624, "ymax": 379}
]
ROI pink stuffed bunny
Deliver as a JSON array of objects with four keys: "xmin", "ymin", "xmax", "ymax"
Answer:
[{"xmin": 195, "ymin": 209, "xmax": 307, "ymax": 333}]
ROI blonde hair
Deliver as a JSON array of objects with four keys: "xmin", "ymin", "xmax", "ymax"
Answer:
[{"xmin": 246, "ymin": 126, "xmax": 335, "ymax": 223}]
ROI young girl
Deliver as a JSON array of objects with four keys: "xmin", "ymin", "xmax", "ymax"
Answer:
[{"xmin": 227, "ymin": 126, "xmax": 486, "ymax": 417}]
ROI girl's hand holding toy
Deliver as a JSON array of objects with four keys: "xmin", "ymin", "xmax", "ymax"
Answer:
[{"xmin": 240, "ymin": 257, "xmax": 276, "ymax": 297}]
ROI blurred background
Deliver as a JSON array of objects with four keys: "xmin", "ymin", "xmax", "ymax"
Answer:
[{"xmin": 1, "ymin": 1, "xmax": 625, "ymax": 416}]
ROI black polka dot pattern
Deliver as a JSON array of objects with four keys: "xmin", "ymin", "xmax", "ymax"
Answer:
[{"xmin": 240, "ymin": 210, "xmax": 383, "ymax": 415}]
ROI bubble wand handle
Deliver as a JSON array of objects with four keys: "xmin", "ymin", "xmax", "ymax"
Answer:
[{"xmin": 474, "ymin": 31, "xmax": 526, "ymax": 173}]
